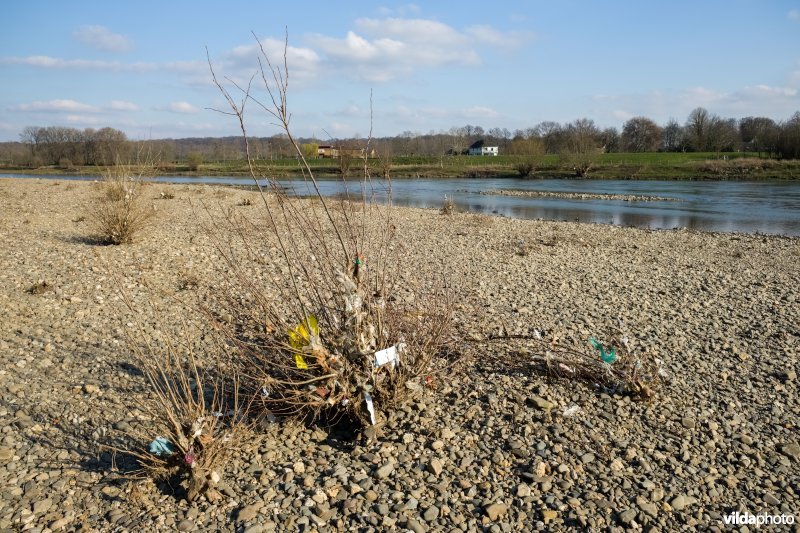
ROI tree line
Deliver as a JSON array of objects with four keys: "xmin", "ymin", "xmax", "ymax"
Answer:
[{"xmin": 1, "ymin": 107, "xmax": 799, "ymax": 168}]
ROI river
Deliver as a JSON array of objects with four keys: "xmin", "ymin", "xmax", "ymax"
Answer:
[{"xmin": 3, "ymin": 174, "xmax": 799, "ymax": 236}]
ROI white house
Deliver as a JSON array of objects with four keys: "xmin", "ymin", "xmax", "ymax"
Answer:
[{"xmin": 468, "ymin": 140, "xmax": 499, "ymax": 156}]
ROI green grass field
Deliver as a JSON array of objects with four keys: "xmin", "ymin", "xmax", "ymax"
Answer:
[{"xmin": 4, "ymin": 152, "xmax": 799, "ymax": 180}]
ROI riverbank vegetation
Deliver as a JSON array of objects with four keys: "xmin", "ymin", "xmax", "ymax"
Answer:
[{"xmin": 1, "ymin": 108, "xmax": 799, "ymax": 180}]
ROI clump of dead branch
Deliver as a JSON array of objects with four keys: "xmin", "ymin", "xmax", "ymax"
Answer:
[{"xmin": 486, "ymin": 322, "xmax": 665, "ymax": 399}]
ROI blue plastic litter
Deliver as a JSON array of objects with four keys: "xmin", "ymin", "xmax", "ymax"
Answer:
[
  {"xmin": 149, "ymin": 436, "xmax": 175, "ymax": 456},
  {"xmin": 590, "ymin": 337, "xmax": 617, "ymax": 364}
]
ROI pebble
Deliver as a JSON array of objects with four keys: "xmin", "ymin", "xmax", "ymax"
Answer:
[
  {"xmin": 484, "ymin": 503, "xmax": 509, "ymax": 521},
  {"xmin": 374, "ymin": 462, "xmax": 394, "ymax": 479},
  {"xmin": 237, "ymin": 503, "xmax": 262, "ymax": 522}
]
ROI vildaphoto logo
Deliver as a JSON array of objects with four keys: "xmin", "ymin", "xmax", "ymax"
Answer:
[{"xmin": 723, "ymin": 511, "xmax": 795, "ymax": 526}]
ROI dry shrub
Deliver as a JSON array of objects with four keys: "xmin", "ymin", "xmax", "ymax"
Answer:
[
  {"xmin": 205, "ymin": 33, "xmax": 456, "ymax": 428},
  {"xmin": 117, "ymin": 292, "xmax": 245, "ymax": 502},
  {"xmin": 440, "ymin": 194, "xmax": 455, "ymax": 215},
  {"xmin": 89, "ymin": 161, "xmax": 156, "ymax": 244},
  {"xmin": 488, "ymin": 323, "xmax": 665, "ymax": 399}
]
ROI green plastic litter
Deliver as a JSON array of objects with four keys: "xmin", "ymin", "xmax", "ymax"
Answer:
[{"xmin": 590, "ymin": 337, "xmax": 617, "ymax": 363}]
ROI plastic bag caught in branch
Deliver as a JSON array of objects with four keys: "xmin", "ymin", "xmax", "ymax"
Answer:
[{"xmin": 289, "ymin": 315, "xmax": 320, "ymax": 370}]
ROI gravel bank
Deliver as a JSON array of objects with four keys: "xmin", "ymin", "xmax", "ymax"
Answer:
[
  {"xmin": 480, "ymin": 189, "xmax": 679, "ymax": 202},
  {"xmin": 0, "ymin": 178, "xmax": 798, "ymax": 531}
]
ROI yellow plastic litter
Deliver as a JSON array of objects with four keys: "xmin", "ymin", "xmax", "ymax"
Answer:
[{"xmin": 288, "ymin": 315, "xmax": 319, "ymax": 370}]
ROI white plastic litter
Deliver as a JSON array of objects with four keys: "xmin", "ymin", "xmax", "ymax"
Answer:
[
  {"xmin": 374, "ymin": 343, "xmax": 404, "ymax": 369},
  {"xmin": 364, "ymin": 392, "xmax": 377, "ymax": 425}
]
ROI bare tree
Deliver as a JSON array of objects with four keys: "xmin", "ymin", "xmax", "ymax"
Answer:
[{"xmin": 621, "ymin": 117, "xmax": 662, "ymax": 152}]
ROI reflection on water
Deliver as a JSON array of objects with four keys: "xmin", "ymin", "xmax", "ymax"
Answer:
[{"xmin": 3, "ymin": 174, "xmax": 799, "ymax": 236}]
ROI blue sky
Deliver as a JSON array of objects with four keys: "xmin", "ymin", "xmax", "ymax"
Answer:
[{"xmin": 1, "ymin": 0, "xmax": 799, "ymax": 141}]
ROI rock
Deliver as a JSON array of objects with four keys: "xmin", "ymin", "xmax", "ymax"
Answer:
[
  {"xmin": 618, "ymin": 509, "xmax": 637, "ymax": 525},
  {"xmin": 83, "ymin": 384, "xmax": 100, "ymax": 394},
  {"xmin": 542, "ymin": 510, "xmax": 558, "ymax": 524},
  {"xmin": 431, "ymin": 440, "xmax": 444, "ymax": 451},
  {"xmin": 529, "ymin": 396, "xmax": 554, "ymax": 411},
  {"xmin": 484, "ymin": 503, "xmax": 508, "ymax": 521},
  {"xmin": 780, "ymin": 443, "xmax": 800, "ymax": 462},
  {"xmin": 423, "ymin": 505, "xmax": 440, "ymax": 522},
  {"xmin": 764, "ymin": 493, "xmax": 780, "ymax": 506},
  {"xmin": 364, "ymin": 490, "xmax": 378, "ymax": 502},
  {"xmin": 784, "ymin": 369, "xmax": 797, "ymax": 381},
  {"xmin": 374, "ymin": 462, "xmax": 394, "ymax": 479},
  {"xmin": 237, "ymin": 503, "xmax": 263, "ymax": 522},
  {"xmin": 292, "ymin": 461, "xmax": 305, "ymax": 474},
  {"xmin": 0, "ymin": 448, "xmax": 14, "ymax": 462},
  {"xmin": 428, "ymin": 458, "xmax": 443, "ymax": 476},
  {"xmin": 405, "ymin": 517, "xmax": 427, "ymax": 533},
  {"xmin": 669, "ymin": 495, "xmax": 695, "ymax": 511},
  {"xmin": 176, "ymin": 519, "xmax": 194, "ymax": 531},
  {"xmin": 32, "ymin": 498, "xmax": 52, "ymax": 515},
  {"xmin": 681, "ymin": 417, "xmax": 696, "ymax": 430},
  {"xmin": 516, "ymin": 483, "xmax": 532, "ymax": 498}
]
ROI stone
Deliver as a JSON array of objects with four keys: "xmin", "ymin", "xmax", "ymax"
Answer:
[
  {"xmin": 405, "ymin": 518, "xmax": 427, "ymax": 533},
  {"xmin": 237, "ymin": 503, "xmax": 263, "ymax": 522},
  {"xmin": 176, "ymin": 519, "xmax": 194, "ymax": 531},
  {"xmin": 618, "ymin": 509, "xmax": 637, "ymax": 525},
  {"xmin": 780, "ymin": 443, "xmax": 800, "ymax": 462},
  {"xmin": 669, "ymin": 495, "xmax": 695, "ymax": 511},
  {"xmin": 32, "ymin": 498, "xmax": 52, "ymax": 515},
  {"xmin": 423, "ymin": 505, "xmax": 440, "ymax": 522},
  {"xmin": 681, "ymin": 417, "xmax": 696, "ymax": 430},
  {"xmin": 428, "ymin": 458, "xmax": 443, "ymax": 476},
  {"xmin": 516, "ymin": 483, "xmax": 532, "ymax": 498},
  {"xmin": 292, "ymin": 461, "xmax": 305, "ymax": 474},
  {"xmin": 542, "ymin": 510, "xmax": 558, "ymax": 524},
  {"xmin": 763, "ymin": 493, "xmax": 780, "ymax": 506},
  {"xmin": 484, "ymin": 503, "xmax": 508, "ymax": 521},
  {"xmin": 374, "ymin": 462, "xmax": 394, "ymax": 479},
  {"xmin": 0, "ymin": 448, "xmax": 14, "ymax": 462},
  {"xmin": 431, "ymin": 440, "xmax": 444, "ymax": 451},
  {"xmin": 529, "ymin": 396, "xmax": 554, "ymax": 411}
]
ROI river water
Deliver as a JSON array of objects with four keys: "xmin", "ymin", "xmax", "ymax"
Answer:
[{"xmin": 3, "ymin": 174, "xmax": 799, "ymax": 236}]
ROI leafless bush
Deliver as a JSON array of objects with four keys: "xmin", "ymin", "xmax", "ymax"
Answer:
[
  {"xmin": 205, "ymin": 32, "xmax": 455, "ymax": 428},
  {"xmin": 515, "ymin": 161, "xmax": 535, "ymax": 177},
  {"xmin": 487, "ymin": 323, "xmax": 664, "ymax": 399},
  {"xmin": 89, "ymin": 160, "xmax": 156, "ymax": 244},
  {"xmin": 115, "ymin": 292, "xmax": 246, "ymax": 502},
  {"xmin": 440, "ymin": 194, "xmax": 455, "ymax": 215}
]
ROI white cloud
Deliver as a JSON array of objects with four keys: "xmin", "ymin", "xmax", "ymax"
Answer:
[
  {"xmin": 308, "ymin": 17, "xmax": 491, "ymax": 82},
  {"xmin": 466, "ymin": 25, "xmax": 534, "ymax": 48},
  {"xmin": 13, "ymin": 99, "xmax": 99, "ymax": 112},
  {"xmin": 65, "ymin": 114, "xmax": 105, "ymax": 125},
  {"xmin": 218, "ymin": 37, "xmax": 321, "ymax": 87},
  {"xmin": 73, "ymin": 25, "xmax": 132, "ymax": 53},
  {"xmin": 463, "ymin": 106, "xmax": 500, "ymax": 119},
  {"xmin": 788, "ymin": 9, "xmax": 800, "ymax": 20},
  {"xmin": 109, "ymin": 100, "xmax": 138, "ymax": 111},
  {"xmin": 164, "ymin": 101, "xmax": 199, "ymax": 114},
  {"xmin": 0, "ymin": 55, "xmax": 205, "ymax": 76},
  {"xmin": 590, "ymin": 81, "xmax": 800, "ymax": 126}
]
